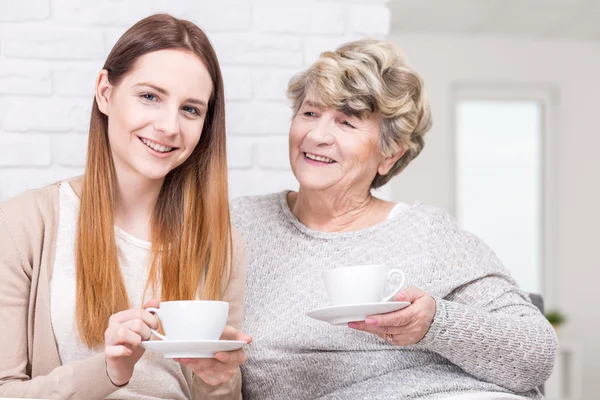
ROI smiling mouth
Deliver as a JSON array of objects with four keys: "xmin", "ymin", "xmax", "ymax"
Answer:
[
  {"xmin": 139, "ymin": 137, "xmax": 177, "ymax": 153},
  {"xmin": 304, "ymin": 152, "xmax": 336, "ymax": 164}
]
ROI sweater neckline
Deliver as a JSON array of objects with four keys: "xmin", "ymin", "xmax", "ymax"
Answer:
[
  {"xmin": 277, "ymin": 190, "xmax": 420, "ymax": 240},
  {"xmin": 61, "ymin": 181, "xmax": 152, "ymax": 250}
]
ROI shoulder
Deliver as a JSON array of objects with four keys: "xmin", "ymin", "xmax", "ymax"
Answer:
[
  {"xmin": 0, "ymin": 183, "xmax": 60, "ymax": 233},
  {"xmin": 398, "ymin": 203, "xmax": 492, "ymax": 251},
  {"xmin": 0, "ymin": 182, "xmax": 61, "ymax": 270},
  {"xmin": 230, "ymin": 224, "xmax": 246, "ymax": 260},
  {"xmin": 394, "ymin": 202, "xmax": 460, "ymax": 234},
  {"xmin": 230, "ymin": 192, "xmax": 285, "ymax": 227},
  {"xmin": 230, "ymin": 192, "xmax": 283, "ymax": 214}
]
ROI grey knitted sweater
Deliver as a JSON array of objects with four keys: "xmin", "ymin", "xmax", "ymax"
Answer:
[{"xmin": 231, "ymin": 192, "xmax": 557, "ymax": 400}]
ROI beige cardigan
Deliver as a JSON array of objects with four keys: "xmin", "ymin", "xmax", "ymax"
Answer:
[{"xmin": 0, "ymin": 183, "xmax": 246, "ymax": 400}]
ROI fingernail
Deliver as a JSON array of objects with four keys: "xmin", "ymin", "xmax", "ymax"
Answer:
[
  {"xmin": 348, "ymin": 322, "xmax": 359, "ymax": 329},
  {"xmin": 395, "ymin": 293, "xmax": 405, "ymax": 301},
  {"xmin": 365, "ymin": 318, "xmax": 377, "ymax": 325}
]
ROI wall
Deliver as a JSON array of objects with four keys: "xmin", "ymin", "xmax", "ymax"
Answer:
[
  {"xmin": 0, "ymin": 0, "xmax": 390, "ymax": 200},
  {"xmin": 389, "ymin": 32, "xmax": 600, "ymax": 399}
]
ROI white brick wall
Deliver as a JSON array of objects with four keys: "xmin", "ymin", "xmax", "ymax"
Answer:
[{"xmin": 0, "ymin": 0, "xmax": 391, "ymax": 201}]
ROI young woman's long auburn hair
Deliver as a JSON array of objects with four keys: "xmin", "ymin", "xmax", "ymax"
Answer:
[{"xmin": 76, "ymin": 14, "xmax": 232, "ymax": 348}]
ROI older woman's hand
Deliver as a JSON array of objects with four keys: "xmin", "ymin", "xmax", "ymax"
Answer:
[
  {"xmin": 175, "ymin": 326, "xmax": 252, "ymax": 386},
  {"xmin": 348, "ymin": 287, "xmax": 436, "ymax": 346}
]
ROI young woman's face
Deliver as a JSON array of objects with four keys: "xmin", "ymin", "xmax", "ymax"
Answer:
[{"xmin": 96, "ymin": 49, "xmax": 213, "ymax": 182}]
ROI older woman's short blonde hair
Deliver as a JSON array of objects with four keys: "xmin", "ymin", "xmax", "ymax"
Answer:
[{"xmin": 287, "ymin": 39, "xmax": 432, "ymax": 189}]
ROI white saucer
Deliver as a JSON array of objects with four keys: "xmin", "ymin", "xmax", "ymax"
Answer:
[
  {"xmin": 141, "ymin": 340, "xmax": 247, "ymax": 358},
  {"xmin": 306, "ymin": 301, "xmax": 411, "ymax": 325}
]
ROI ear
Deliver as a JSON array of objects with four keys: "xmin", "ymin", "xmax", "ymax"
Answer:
[
  {"xmin": 377, "ymin": 147, "xmax": 406, "ymax": 176},
  {"xmin": 95, "ymin": 69, "xmax": 112, "ymax": 116}
]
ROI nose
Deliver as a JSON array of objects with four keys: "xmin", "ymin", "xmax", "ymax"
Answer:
[
  {"xmin": 305, "ymin": 116, "xmax": 335, "ymax": 146},
  {"xmin": 154, "ymin": 106, "xmax": 180, "ymax": 136}
]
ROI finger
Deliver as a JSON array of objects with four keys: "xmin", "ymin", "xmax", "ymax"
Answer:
[
  {"xmin": 106, "ymin": 325, "xmax": 145, "ymax": 348},
  {"xmin": 348, "ymin": 322, "xmax": 402, "ymax": 335},
  {"xmin": 105, "ymin": 344, "xmax": 133, "ymax": 358},
  {"xmin": 361, "ymin": 308, "xmax": 414, "ymax": 328},
  {"xmin": 214, "ymin": 348, "xmax": 246, "ymax": 364},
  {"xmin": 143, "ymin": 299, "xmax": 160, "ymax": 309},
  {"xmin": 177, "ymin": 358, "xmax": 236, "ymax": 374},
  {"xmin": 109, "ymin": 309, "xmax": 159, "ymax": 330},
  {"xmin": 393, "ymin": 286, "xmax": 425, "ymax": 303},
  {"xmin": 196, "ymin": 373, "xmax": 226, "ymax": 387},
  {"xmin": 122, "ymin": 318, "xmax": 153, "ymax": 341},
  {"xmin": 220, "ymin": 326, "xmax": 252, "ymax": 343}
]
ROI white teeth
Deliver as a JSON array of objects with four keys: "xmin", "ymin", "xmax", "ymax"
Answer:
[
  {"xmin": 141, "ymin": 138, "xmax": 174, "ymax": 153},
  {"xmin": 306, "ymin": 153, "xmax": 335, "ymax": 163}
]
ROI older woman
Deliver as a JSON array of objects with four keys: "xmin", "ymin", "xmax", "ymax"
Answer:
[{"xmin": 231, "ymin": 39, "xmax": 557, "ymax": 400}]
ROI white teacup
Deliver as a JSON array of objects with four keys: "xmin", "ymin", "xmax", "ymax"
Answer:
[
  {"xmin": 323, "ymin": 265, "xmax": 406, "ymax": 306},
  {"xmin": 145, "ymin": 300, "xmax": 228, "ymax": 341}
]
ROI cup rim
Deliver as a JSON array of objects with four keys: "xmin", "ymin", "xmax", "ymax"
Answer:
[
  {"xmin": 158, "ymin": 300, "xmax": 229, "ymax": 306},
  {"xmin": 323, "ymin": 264, "xmax": 388, "ymax": 275}
]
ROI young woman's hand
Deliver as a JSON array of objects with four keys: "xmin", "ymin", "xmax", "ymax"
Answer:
[
  {"xmin": 104, "ymin": 300, "xmax": 159, "ymax": 386},
  {"xmin": 175, "ymin": 326, "xmax": 252, "ymax": 386}
]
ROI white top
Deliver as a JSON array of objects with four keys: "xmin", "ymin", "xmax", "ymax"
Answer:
[
  {"xmin": 50, "ymin": 182, "xmax": 189, "ymax": 399},
  {"xmin": 387, "ymin": 201, "xmax": 409, "ymax": 220}
]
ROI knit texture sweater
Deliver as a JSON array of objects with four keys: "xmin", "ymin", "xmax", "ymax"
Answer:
[{"xmin": 231, "ymin": 192, "xmax": 557, "ymax": 400}]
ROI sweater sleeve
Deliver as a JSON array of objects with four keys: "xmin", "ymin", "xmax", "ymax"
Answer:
[
  {"xmin": 0, "ymin": 202, "xmax": 122, "ymax": 399},
  {"xmin": 190, "ymin": 225, "xmax": 246, "ymax": 400},
  {"xmin": 416, "ymin": 212, "xmax": 558, "ymax": 393}
]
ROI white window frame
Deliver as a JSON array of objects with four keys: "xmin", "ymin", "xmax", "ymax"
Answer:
[{"xmin": 451, "ymin": 84, "xmax": 559, "ymax": 306}]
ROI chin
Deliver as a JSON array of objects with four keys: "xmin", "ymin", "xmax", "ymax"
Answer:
[
  {"xmin": 295, "ymin": 175, "xmax": 337, "ymax": 191},
  {"xmin": 134, "ymin": 164, "xmax": 174, "ymax": 181}
]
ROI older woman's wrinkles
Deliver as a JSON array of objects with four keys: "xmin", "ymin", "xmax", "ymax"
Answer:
[{"xmin": 234, "ymin": 38, "xmax": 554, "ymax": 400}]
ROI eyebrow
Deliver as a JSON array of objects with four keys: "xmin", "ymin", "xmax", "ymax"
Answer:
[
  {"xmin": 302, "ymin": 100, "xmax": 326, "ymax": 109},
  {"xmin": 134, "ymin": 82, "xmax": 208, "ymax": 108}
]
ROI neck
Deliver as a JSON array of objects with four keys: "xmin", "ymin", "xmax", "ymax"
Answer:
[
  {"xmin": 113, "ymin": 169, "xmax": 164, "ymax": 241},
  {"xmin": 290, "ymin": 186, "xmax": 384, "ymax": 232}
]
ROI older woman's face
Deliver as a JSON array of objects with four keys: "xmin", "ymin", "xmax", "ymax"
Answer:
[{"xmin": 289, "ymin": 92, "xmax": 387, "ymax": 192}]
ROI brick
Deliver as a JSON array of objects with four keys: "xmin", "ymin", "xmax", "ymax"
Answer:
[
  {"xmin": 226, "ymin": 101, "xmax": 293, "ymax": 135},
  {"xmin": 254, "ymin": 69, "xmax": 297, "ymax": 101},
  {"xmin": 228, "ymin": 169, "xmax": 298, "ymax": 199},
  {"xmin": 256, "ymin": 136, "xmax": 291, "ymax": 170},
  {"xmin": 3, "ymin": 98, "xmax": 92, "ymax": 133},
  {"xmin": 212, "ymin": 33, "xmax": 303, "ymax": 67},
  {"xmin": 54, "ymin": 64, "xmax": 101, "ymax": 96},
  {"xmin": 0, "ymin": 62, "xmax": 52, "ymax": 95},
  {"xmin": 253, "ymin": 2, "xmax": 345, "ymax": 34},
  {"xmin": 3, "ymin": 27, "xmax": 105, "ymax": 60},
  {"xmin": 303, "ymin": 36, "xmax": 362, "ymax": 67},
  {"xmin": 52, "ymin": 134, "xmax": 88, "ymax": 167},
  {"xmin": 53, "ymin": 0, "xmax": 152, "ymax": 27},
  {"xmin": 150, "ymin": 0, "xmax": 251, "ymax": 31},
  {"xmin": 0, "ymin": 167, "xmax": 84, "ymax": 201},
  {"xmin": 0, "ymin": 98, "xmax": 12, "ymax": 128},
  {"xmin": 222, "ymin": 67, "xmax": 253, "ymax": 101},
  {"xmin": 0, "ymin": 133, "xmax": 51, "ymax": 167},
  {"xmin": 0, "ymin": 0, "xmax": 50, "ymax": 21},
  {"xmin": 227, "ymin": 137, "xmax": 255, "ymax": 169},
  {"xmin": 348, "ymin": 5, "xmax": 391, "ymax": 36}
]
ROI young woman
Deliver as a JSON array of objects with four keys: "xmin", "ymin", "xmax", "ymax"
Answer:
[{"xmin": 0, "ymin": 14, "xmax": 249, "ymax": 399}]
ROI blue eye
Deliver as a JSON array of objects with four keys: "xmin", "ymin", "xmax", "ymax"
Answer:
[
  {"xmin": 141, "ymin": 93, "xmax": 157, "ymax": 101},
  {"xmin": 182, "ymin": 106, "xmax": 200, "ymax": 116}
]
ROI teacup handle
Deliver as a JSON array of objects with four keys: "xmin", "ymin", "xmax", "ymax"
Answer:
[
  {"xmin": 381, "ymin": 269, "xmax": 406, "ymax": 302},
  {"xmin": 145, "ymin": 307, "xmax": 167, "ymax": 341}
]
